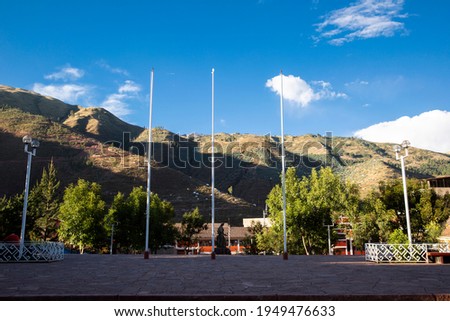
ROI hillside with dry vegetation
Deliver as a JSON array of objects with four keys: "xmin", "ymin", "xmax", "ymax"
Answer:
[{"xmin": 1, "ymin": 84, "xmax": 449, "ymax": 225}]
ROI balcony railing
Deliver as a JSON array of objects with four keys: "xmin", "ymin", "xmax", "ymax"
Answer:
[
  {"xmin": 0, "ymin": 241, "xmax": 64, "ymax": 262},
  {"xmin": 365, "ymin": 243, "xmax": 450, "ymax": 263}
]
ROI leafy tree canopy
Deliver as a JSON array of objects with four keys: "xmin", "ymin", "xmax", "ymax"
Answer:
[
  {"xmin": 104, "ymin": 187, "xmax": 177, "ymax": 254},
  {"xmin": 0, "ymin": 193, "xmax": 23, "ymax": 240},
  {"xmin": 58, "ymin": 179, "xmax": 106, "ymax": 253},
  {"xmin": 262, "ymin": 167, "xmax": 359, "ymax": 255},
  {"xmin": 179, "ymin": 207, "xmax": 207, "ymax": 253}
]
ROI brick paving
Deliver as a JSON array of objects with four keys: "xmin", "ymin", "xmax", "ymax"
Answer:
[{"xmin": 1, "ymin": 254, "xmax": 450, "ymax": 300}]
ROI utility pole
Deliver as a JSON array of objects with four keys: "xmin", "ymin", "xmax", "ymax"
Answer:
[{"xmin": 279, "ymin": 71, "xmax": 288, "ymax": 260}]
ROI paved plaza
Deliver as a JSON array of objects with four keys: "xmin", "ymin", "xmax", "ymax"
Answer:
[{"xmin": 1, "ymin": 254, "xmax": 450, "ymax": 300}]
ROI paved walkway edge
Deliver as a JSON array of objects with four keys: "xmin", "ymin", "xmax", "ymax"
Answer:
[{"xmin": 2, "ymin": 294, "xmax": 450, "ymax": 301}]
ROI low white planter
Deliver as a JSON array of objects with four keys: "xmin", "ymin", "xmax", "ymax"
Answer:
[
  {"xmin": 365, "ymin": 243, "xmax": 450, "ymax": 263},
  {"xmin": 0, "ymin": 241, "xmax": 64, "ymax": 262}
]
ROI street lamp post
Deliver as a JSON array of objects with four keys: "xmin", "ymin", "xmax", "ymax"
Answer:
[
  {"xmin": 110, "ymin": 223, "xmax": 115, "ymax": 255},
  {"xmin": 324, "ymin": 222, "xmax": 334, "ymax": 255},
  {"xmin": 19, "ymin": 135, "xmax": 39, "ymax": 258},
  {"xmin": 393, "ymin": 140, "xmax": 412, "ymax": 245}
]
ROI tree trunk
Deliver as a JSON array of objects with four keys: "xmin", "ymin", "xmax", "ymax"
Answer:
[{"xmin": 302, "ymin": 235, "xmax": 310, "ymax": 255}]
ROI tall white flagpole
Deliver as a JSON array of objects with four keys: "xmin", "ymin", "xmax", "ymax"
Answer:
[
  {"xmin": 144, "ymin": 68, "xmax": 154, "ymax": 259},
  {"xmin": 211, "ymin": 68, "xmax": 216, "ymax": 260},
  {"xmin": 280, "ymin": 70, "xmax": 288, "ymax": 260}
]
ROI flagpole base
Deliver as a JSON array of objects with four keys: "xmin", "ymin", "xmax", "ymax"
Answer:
[
  {"xmin": 144, "ymin": 251, "xmax": 149, "ymax": 259},
  {"xmin": 211, "ymin": 252, "xmax": 216, "ymax": 260},
  {"xmin": 283, "ymin": 252, "xmax": 288, "ymax": 260}
]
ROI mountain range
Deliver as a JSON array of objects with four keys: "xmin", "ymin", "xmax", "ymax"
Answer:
[{"xmin": 1, "ymin": 84, "xmax": 449, "ymax": 225}]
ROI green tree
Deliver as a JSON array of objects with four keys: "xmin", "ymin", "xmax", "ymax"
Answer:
[
  {"xmin": 376, "ymin": 179, "xmax": 449, "ymax": 243},
  {"xmin": 434, "ymin": 193, "xmax": 450, "ymax": 225},
  {"xmin": 58, "ymin": 179, "xmax": 106, "ymax": 253},
  {"xmin": 262, "ymin": 167, "xmax": 301, "ymax": 254},
  {"xmin": 377, "ymin": 179, "xmax": 422, "ymax": 240},
  {"xmin": 28, "ymin": 160, "xmax": 61, "ymax": 241},
  {"xmin": 243, "ymin": 221, "xmax": 264, "ymax": 255},
  {"xmin": 149, "ymin": 193, "xmax": 178, "ymax": 254},
  {"xmin": 104, "ymin": 187, "xmax": 177, "ymax": 253},
  {"xmin": 388, "ymin": 228, "xmax": 408, "ymax": 244},
  {"xmin": 179, "ymin": 207, "xmax": 207, "ymax": 254},
  {"xmin": 104, "ymin": 191, "xmax": 128, "ymax": 251},
  {"xmin": 0, "ymin": 193, "xmax": 23, "ymax": 239},
  {"xmin": 255, "ymin": 222, "xmax": 283, "ymax": 254},
  {"xmin": 355, "ymin": 179, "xmax": 450, "ymax": 246},
  {"xmin": 364, "ymin": 195, "xmax": 397, "ymax": 243},
  {"xmin": 424, "ymin": 221, "xmax": 442, "ymax": 243},
  {"xmin": 416, "ymin": 188, "xmax": 449, "ymax": 242},
  {"xmin": 104, "ymin": 187, "xmax": 147, "ymax": 253},
  {"xmin": 262, "ymin": 167, "xmax": 359, "ymax": 255}
]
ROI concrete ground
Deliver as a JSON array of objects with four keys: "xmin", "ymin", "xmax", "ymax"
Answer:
[{"xmin": 1, "ymin": 254, "xmax": 450, "ymax": 300}]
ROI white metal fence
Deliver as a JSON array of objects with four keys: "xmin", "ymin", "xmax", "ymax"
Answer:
[
  {"xmin": 365, "ymin": 243, "xmax": 450, "ymax": 263},
  {"xmin": 0, "ymin": 241, "xmax": 64, "ymax": 262}
]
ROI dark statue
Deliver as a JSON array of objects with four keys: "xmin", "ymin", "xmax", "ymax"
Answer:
[{"xmin": 215, "ymin": 223, "xmax": 231, "ymax": 255}]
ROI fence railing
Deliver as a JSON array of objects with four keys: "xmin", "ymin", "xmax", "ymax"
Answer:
[
  {"xmin": 0, "ymin": 241, "xmax": 64, "ymax": 262},
  {"xmin": 365, "ymin": 243, "xmax": 450, "ymax": 263}
]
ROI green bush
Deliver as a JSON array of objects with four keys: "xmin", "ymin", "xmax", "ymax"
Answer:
[{"xmin": 388, "ymin": 229, "xmax": 408, "ymax": 244}]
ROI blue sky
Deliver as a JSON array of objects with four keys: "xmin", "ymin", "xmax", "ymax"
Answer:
[{"xmin": 0, "ymin": 0, "xmax": 449, "ymax": 152}]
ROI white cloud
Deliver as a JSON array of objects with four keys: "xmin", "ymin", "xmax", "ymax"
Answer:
[
  {"xmin": 354, "ymin": 110, "xmax": 450, "ymax": 153},
  {"xmin": 345, "ymin": 79, "xmax": 369, "ymax": 87},
  {"xmin": 311, "ymin": 80, "xmax": 348, "ymax": 100},
  {"xmin": 37, "ymin": 66, "xmax": 141, "ymax": 118},
  {"xmin": 118, "ymin": 80, "xmax": 141, "ymax": 94},
  {"xmin": 100, "ymin": 80, "xmax": 142, "ymax": 117},
  {"xmin": 101, "ymin": 93, "xmax": 131, "ymax": 117},
  {"xmin": 315, "ymin": 0, "xmax": 407, "ymax": 45},
  {"xmin": 266, "ymin": 74, "xmax": 315, "ymax": 107},
  {"xmin": 266, "ymin": 74, "xmax": 347, "ymax": 107},
  {"xmin": 96, "ymin": 60, "xmax": 129, "ymax": 76},
  {"xmin": 32, "ymin": 83, "xmax": 90, "ymax": 104},
  {"xmin": 44, "ymin": 67, "xmax": 85, "ymax": 81}
]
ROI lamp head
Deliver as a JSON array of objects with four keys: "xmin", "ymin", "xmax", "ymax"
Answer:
[
  {"xmin": 393, "ymin": 145, "xmax": 402, "ymax": 153},
  {"xmin": 22, "ymin": 135, "xmax": 32, "ymax": 144},
  {"xmin": 401, "ymin": 140, "xmax": 411, "ymax": 149},
  {"xmin": 31, "ymin": 139, "xmax": 40, "ymax": 148}
]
